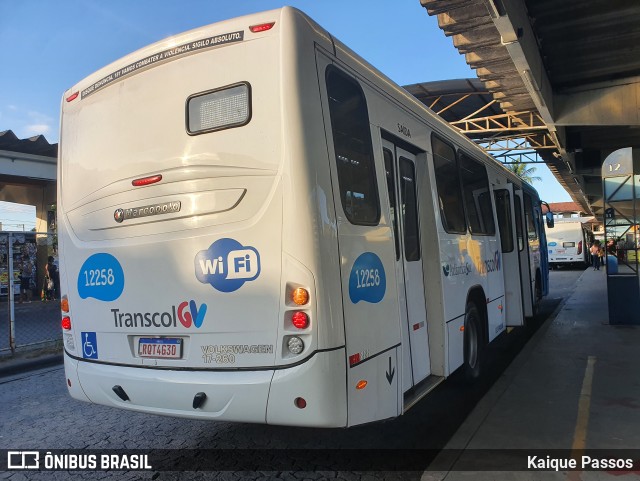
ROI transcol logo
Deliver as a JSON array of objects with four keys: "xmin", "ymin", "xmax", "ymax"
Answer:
[
  {"xmin": 111, "ymin": 300, "xmax": 207, "ymax": 328},
  {"xmin": 478, "ymin": 250, "xmax": 502, "ymax": 274},
  {"xmin": 195, "ymin": 238, "xmax": 261, "ymax": 293}
]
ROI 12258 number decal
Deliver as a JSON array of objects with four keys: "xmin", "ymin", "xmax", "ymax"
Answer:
[
  {"xmin": 354, "ymin": 268, "xmax": 381, "ymax": 288},
  {"xmin": 83, "ymin": 268, "xmax": 115, "ymax": 287}
]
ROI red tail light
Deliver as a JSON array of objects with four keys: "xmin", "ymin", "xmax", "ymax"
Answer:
[
  {"xmin": 291, "ymin": 311, "xmax": 309, "ymax": 329},
  {"xmin": 61, "ymin": 317, "xmax": 72, "ymax": 330},
  {"xmin": 132, "ymin": 174, "xmax": 162, "ymax": 187},
  {"xmin": 66, "ymin": 92, "xmax": 79, "ymax": 102},
  {"xmin": 249, "ymin": 22, "xmax": 275, "ymax": 33},
  {"xmin": 578, "ymin": 241, "xmax": 582, "ymax": 255}
]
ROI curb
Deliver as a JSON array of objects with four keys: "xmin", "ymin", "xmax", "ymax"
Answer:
[{"xmin": 0, "ymin": 352, "xmax": 63, "ymax": 378}]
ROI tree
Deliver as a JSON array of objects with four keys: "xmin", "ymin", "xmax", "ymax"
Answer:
[{"xmin": 505, "ymin": 160, "xmax": 542, "ymax": 184}]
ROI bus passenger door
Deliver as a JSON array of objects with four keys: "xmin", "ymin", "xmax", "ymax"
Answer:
[
  {"xmin": 494, "ymin": 184, "xmax": 525, "ymax": 326},
  {"xmin": 382, "ymin": 139, "xmax": 431, "ymax": 388},
  {"xmin": 514, "ymin": 190, "xmax": 535, "ymax": 317}
]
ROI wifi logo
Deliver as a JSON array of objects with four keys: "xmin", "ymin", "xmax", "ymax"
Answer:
[{"xmin": 195, "ymin": 238, "xmax": 261, "ymax": 293}]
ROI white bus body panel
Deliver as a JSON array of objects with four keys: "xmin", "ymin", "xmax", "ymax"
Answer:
[
  {"xmin": 65, "ymin": 348, "xmax": 346, "ymax": 426},
  {"xmin": 432, "ymin": 188, "xmax": 506, "ymax": 371},
  {"xmin": 59, "ymin": 9, "xmax": 348, "ymax": 427},
  {"xmin": 316, "ymin": 51, "xmax": 402, "ymax": 425}
]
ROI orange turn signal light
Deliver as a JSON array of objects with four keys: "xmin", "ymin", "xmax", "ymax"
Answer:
[
  {"xmin": 291, "ymin": 287, "xmax": 309, "ymax": 306},
  {"xmin": 61, "ymin": 297, "xmax": 70, "ymax": 313},
  {"xmin": 356, "ymin": 380, "xmax": 368, "ymax": 390}
]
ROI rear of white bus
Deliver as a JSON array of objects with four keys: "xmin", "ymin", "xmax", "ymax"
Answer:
[
  {"xmin": 58, "ymin": 8, "xmax": 346, "ymax": 427},
  {"xmin": 546, "ymin": 221, "xmax": 587, "ymax": 268}
]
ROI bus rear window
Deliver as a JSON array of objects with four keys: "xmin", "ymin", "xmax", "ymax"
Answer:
[{"xmin": 187, "ymin": 83, "xmax": 251, "ymax": 134}]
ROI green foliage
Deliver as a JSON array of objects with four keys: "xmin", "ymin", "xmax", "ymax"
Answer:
[{"xmin": 505, "ymin": 160, "xmax": 542, "ymax": 184}]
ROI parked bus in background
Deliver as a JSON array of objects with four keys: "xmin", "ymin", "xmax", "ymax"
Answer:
[
  {"xmin": 546, "ymin": 219, "xmax": 592, "ymax": 269},
  {"xmin": 57, "ymin": 7, "xmax": 551, "ymax": 427}
]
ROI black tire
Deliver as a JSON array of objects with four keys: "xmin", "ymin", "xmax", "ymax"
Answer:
[{"xmin": 464, "ymin": 302, "xmax": 483, "ymax": 381}]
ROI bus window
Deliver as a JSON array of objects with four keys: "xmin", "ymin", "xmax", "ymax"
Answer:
[
  {"xmin": 399, "ymin": 157, "xmax": 421, "ymax": 261},
  {"xmin": 459, "ymin": 153, "xmax": 495, "ymax": 235},
  {"xmin": 494, "ymin": 189, "xmax": 514, "ymax": 253},
  {"xmin": 326, "ymin": 67, "xmax": 380, "ymax": 226},
  {"xmin": 384, "ymin": 148, "xmax": 400, "ymax": 260},
  {"xmin": 514, "ymin": 194, "xmax": 525, "ymax": 251},
  {"xmin": 524, "ymin": 193, "xmax": 538, "ymax": 240},
  {"xmin": 432, "ymin": 135, "xmax": 466, "ymax": 234}
]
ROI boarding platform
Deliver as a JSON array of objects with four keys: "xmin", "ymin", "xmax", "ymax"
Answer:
[{"xmin": 425, "ymin": 267, "xmax": 640, "ymax": 479}]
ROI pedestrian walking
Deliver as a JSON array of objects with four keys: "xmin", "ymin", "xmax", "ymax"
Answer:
[{"xmin": 598, "ymin": 244, "xmax": 605, "ymax": 266}]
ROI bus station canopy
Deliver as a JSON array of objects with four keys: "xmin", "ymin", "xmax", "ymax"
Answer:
[{"xmin": 413, "ymin": 0, "xmax": 640, "ymax": 217}]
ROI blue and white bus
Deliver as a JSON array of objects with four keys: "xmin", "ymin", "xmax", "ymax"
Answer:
[{"xmin": 58, "ymin": 7, "xmax": 550, "ymax": 427}]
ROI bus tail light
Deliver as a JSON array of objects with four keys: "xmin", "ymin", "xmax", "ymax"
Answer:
[
  {"xmin": 291, "ymin": 311, "xmax": 309, "ymax": 329},
  {"xmin": 66, "ymin": 92, "xmax": 79, "ymax": 102},
  {"xmin": 62, "ymin": 317, "xmax": 72, "ymax": 330},
  {"xmin": 291, "ymin": 287, "xmax": 309, "ymax": 306},
  {"xmin": 132, "ymin": 174, "xmax": 162, "ymax": 187},
  {"xmin": 287, "ymin": 336, "xmax": 304, "ymax": 355},
  {"xmin": 578, "ymin": 241, "xmax": 583, "ymax": 255},
  {"xmin": 294, "ymin": 397, "xmax": 307, "ymax": 409},
  {"xmin": 249, "ymin": 22, "xmax": 275, "ymax": 33},
  {"xmin": 61, "ymin": 296, "xmax": 70, "ymax": 313}
]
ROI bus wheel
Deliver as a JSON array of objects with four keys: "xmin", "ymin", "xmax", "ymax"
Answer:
[{"xmin": 464, "ymin": 303, "xmax": 483, "ymax": 381}]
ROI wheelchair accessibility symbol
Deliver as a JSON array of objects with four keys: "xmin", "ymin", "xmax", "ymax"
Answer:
[{"xmin": 81, "ymin": 332, "xmax": 98, "ymax": 359}]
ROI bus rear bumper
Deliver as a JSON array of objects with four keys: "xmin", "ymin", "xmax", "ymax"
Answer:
[{"xmin": 64, "ymin": 348, "xmax": 346, "ymax": 426}]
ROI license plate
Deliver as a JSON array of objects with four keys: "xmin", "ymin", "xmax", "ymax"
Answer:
[{"xmin": 138, "ymin": 338, "xmax": 182, "ymax": 359}]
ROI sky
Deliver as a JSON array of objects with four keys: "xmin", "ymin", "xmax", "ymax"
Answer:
[
  {"xmin": 0, "ymin": 0, "xmax": 571, "ymax": 218},
  {"xmin": 0, "ymin": 201, "xmax": 36, "ymax": 231}
]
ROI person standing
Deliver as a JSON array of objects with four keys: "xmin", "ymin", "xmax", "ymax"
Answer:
[
  {"xmin": 45, "ymin": 256, "xmax": 60, "ymax": 301},
  {"xmin": 19, "ymin": 258, "xmax": 33, "ymax": 303},
  {"xmin": 590, "ymin": 241, "xmax": 600, "ymax": 270}
]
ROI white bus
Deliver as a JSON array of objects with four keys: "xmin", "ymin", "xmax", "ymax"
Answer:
[
  {"xmin": 546, "ymin": 219, "xmax": 592, "ymax": 268},
  {"xmin": 58, "ymin": 7, "xmax": 550, "ymax": 427}
]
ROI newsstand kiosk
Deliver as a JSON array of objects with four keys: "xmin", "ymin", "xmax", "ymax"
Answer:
[{"xmin": 602, "ymin": 147, "xmax": 640, "ymax": 324}]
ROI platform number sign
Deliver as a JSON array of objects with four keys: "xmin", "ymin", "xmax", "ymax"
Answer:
[
  {"xmin": 602, "ymin": 148, "xmax": 633, "ymax": 177},
  {"xmin": 604, "ymin": 159, "xmax": 631, "ymax": 176}
]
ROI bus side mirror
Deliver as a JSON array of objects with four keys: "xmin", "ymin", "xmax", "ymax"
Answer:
[{"xmin": 545, "ymin": 212, "xmax": 554, "ymax": 228}]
